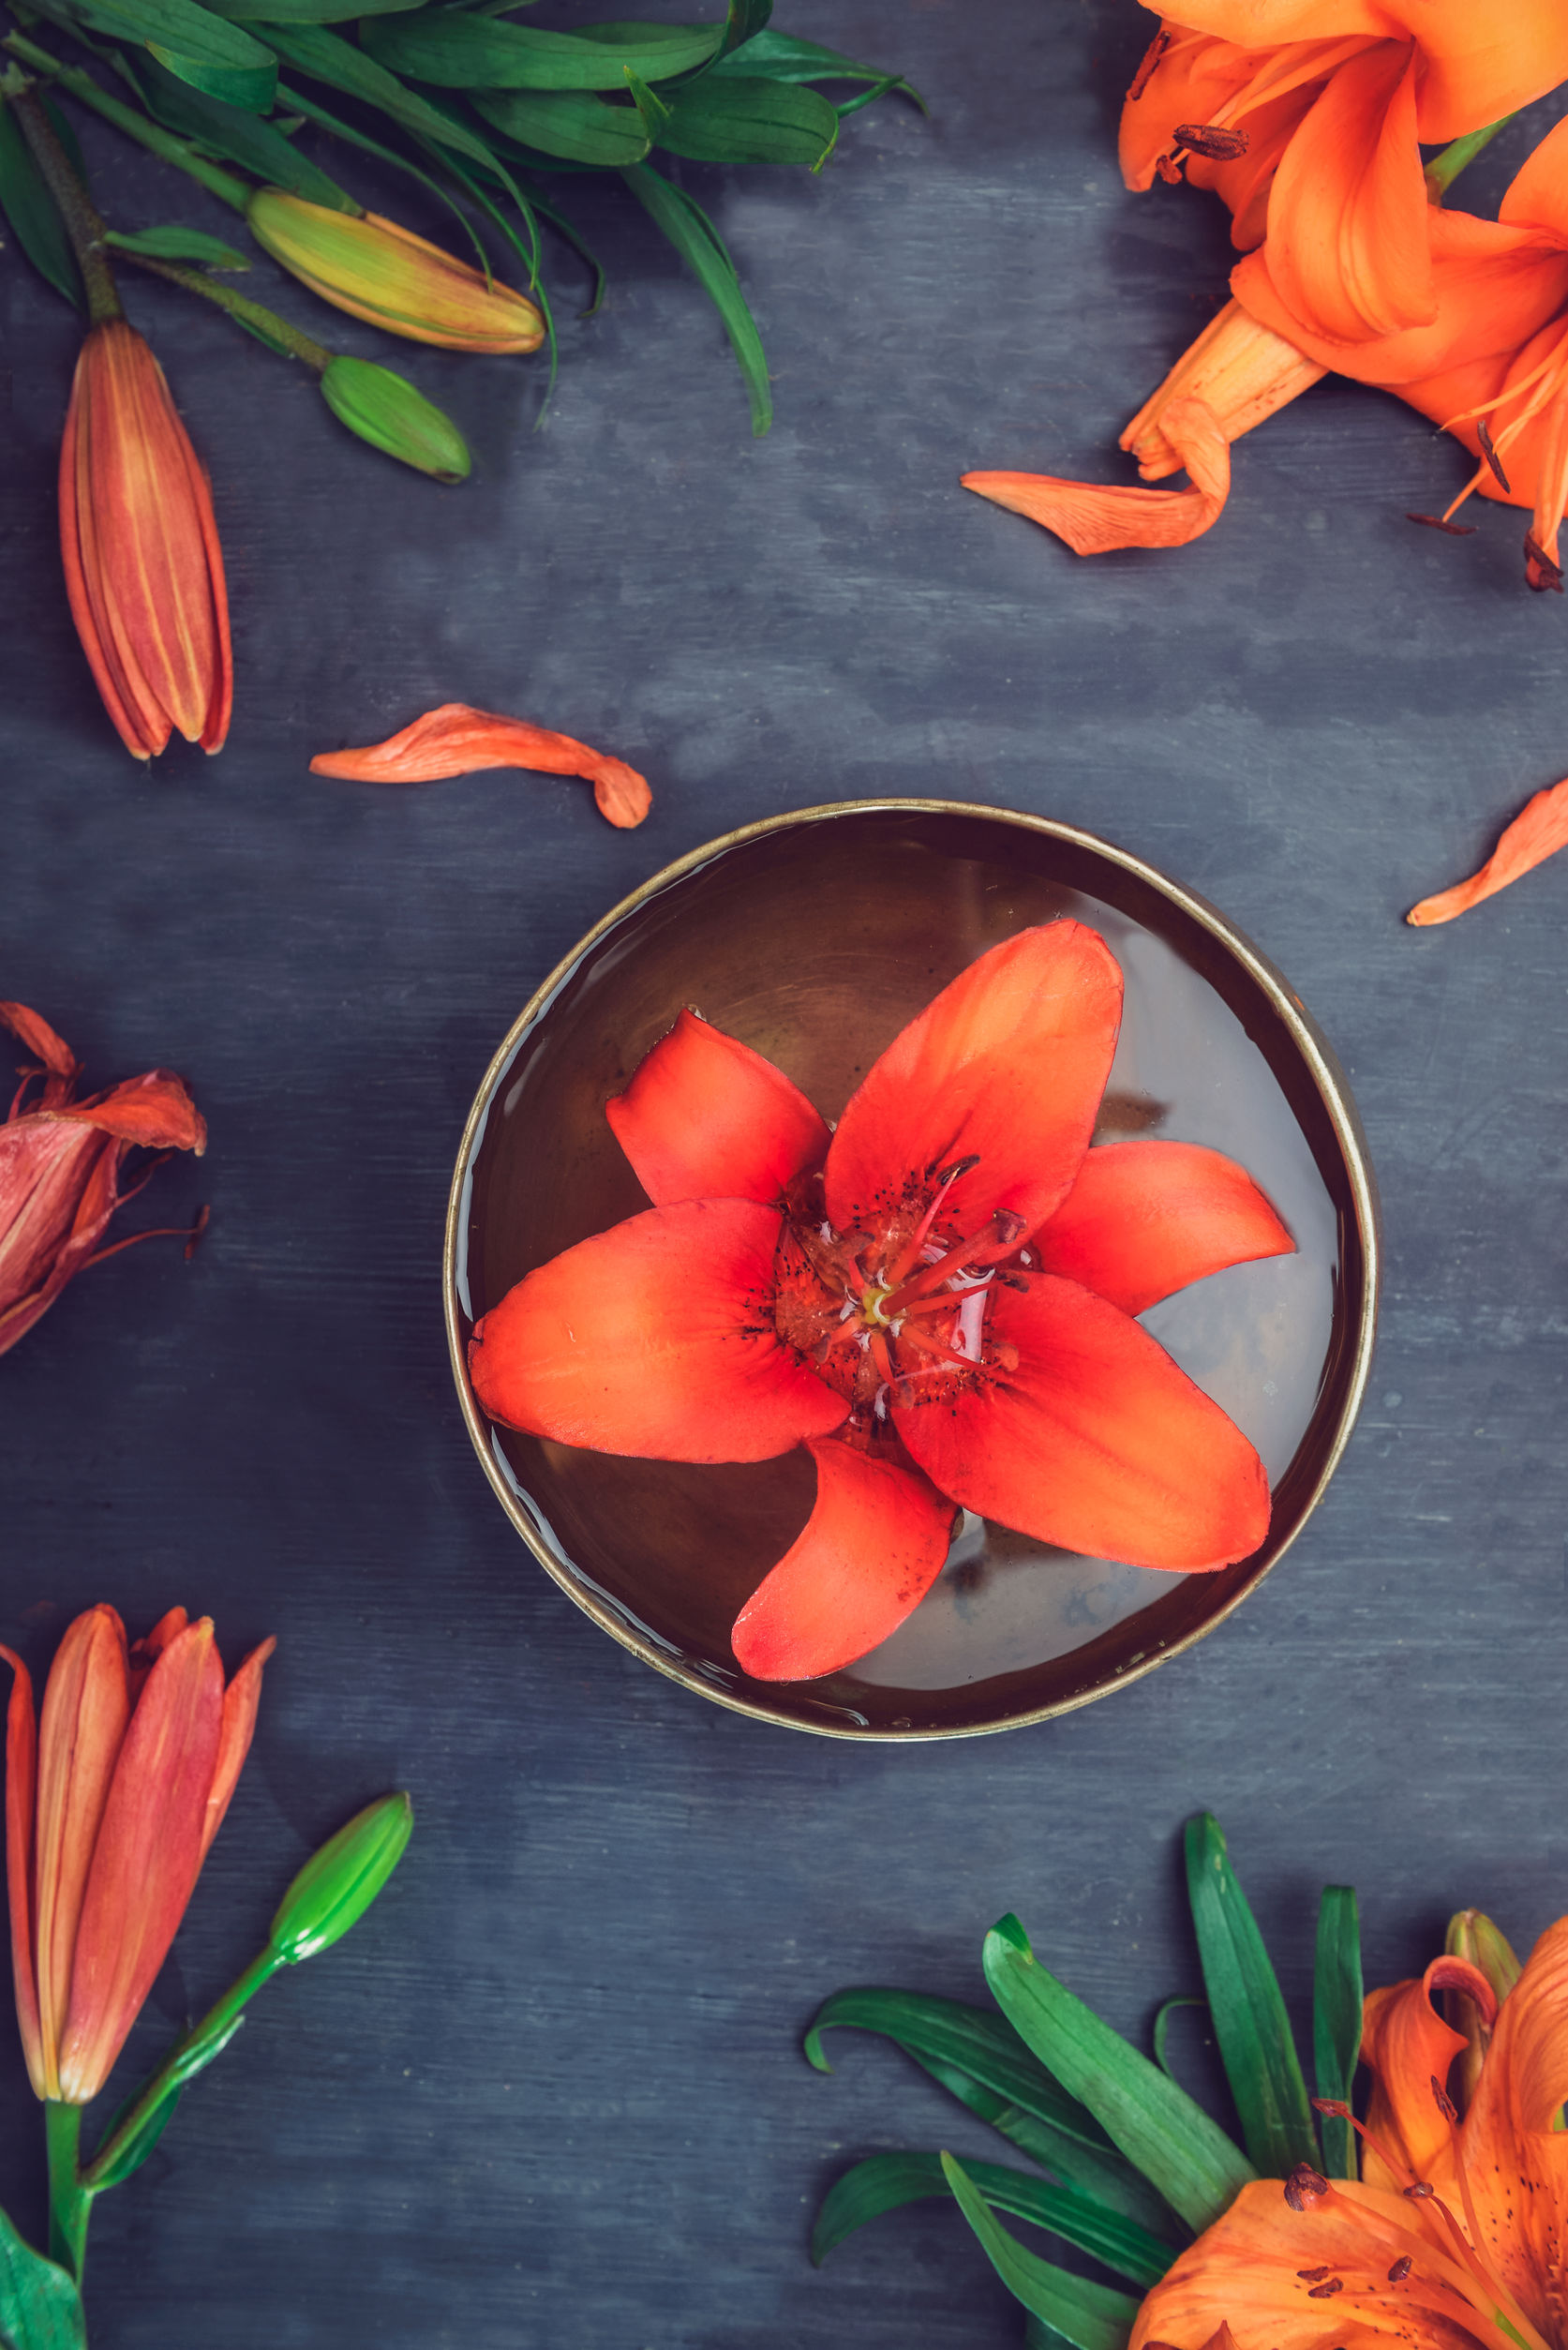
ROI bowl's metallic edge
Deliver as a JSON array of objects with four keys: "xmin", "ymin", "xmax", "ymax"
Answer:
[{"xmin": 442, "ymin": 800, "xmax": 1382, "ymax": 1743}]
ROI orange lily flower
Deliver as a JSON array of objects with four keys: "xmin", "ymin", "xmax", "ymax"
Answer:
[
  {"xmin": 61, "ymin": 321, "xmax": 232, "ymax": 761},
  {"xmin": 468, "ymin": 923, "xmax": 1292, "ymax": 1682},
  {"xmin": 1120, "ymin": 3, "xmax": 1568, "ymax": 345},
  {"xmin": 2, "ymin": 1606, "xmax": 274, "ymax": 2104},
  {"xmin": 0, "ymin": 1000, "xmax": 206, "ymax": 1358},
  {"xmin": 963, "ymin": 302, "xmax": 1322, "ymax": 553},
  {"xmin": 1128, "ymin": 1917, "xmax": 1568, "ymax": 2350}
]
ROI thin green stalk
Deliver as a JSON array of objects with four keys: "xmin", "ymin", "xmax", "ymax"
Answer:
[
  {"xmin": 44, "ymin": 2100, "xmax": 93, "ymax": 2283},
  {"xmin": 6, "ymin": 74, "xmax": 121, "ymax": 320},
  {"xmin": 1426, "ymin": 112, "xmax": 1514, "ymax": 202},
  {"xmin": 121, "ymin": 249, "xmax": 334, "ymax": 370},
  {"xmin": 82, "ymin": 1945, "xmax": 281, "ymax": 2191},
  {"xmin": 1, "ymin": 29, "xmax": 252, "ymax": 211}
]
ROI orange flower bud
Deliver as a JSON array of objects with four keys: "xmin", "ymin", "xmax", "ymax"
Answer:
[
  {"xmin": 59, "ymin": 321, "xmax": 232, "ymax": 762},
  {"xmin": 246, "ymin": 190, "xmax": 545, "ymax": 354},
  {"xmin": 2, "ymin": 1607, "xmax": 274, "ymax": 2104}
]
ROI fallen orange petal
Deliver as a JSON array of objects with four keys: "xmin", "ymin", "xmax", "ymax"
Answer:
[
  {"xmin": 1408, "ymin": 777, "xmax": 1568, "ymax": 924},
  {"xmin": 309, "ymin": 701, "xmax": 651, "ymax": 829},
  {"xmin": 963, "ymin": 396, "xmax": 1231, "ymax": 553}
]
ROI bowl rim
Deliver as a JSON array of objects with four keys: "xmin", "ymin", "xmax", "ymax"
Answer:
[{"xmin": 443, "ymin": 798, "xmax": 1381, "ymax": 1741}]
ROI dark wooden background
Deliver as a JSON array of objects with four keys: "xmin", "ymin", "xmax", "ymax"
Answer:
[{"xmin": 5, "ymin": 2, "xmax": 1566, "ymax": 2342}]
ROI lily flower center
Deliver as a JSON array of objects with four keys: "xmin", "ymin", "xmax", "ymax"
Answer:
[{"xmin": 771, "ymin": 1157, "xmax": 1030, "ymax": 1425}]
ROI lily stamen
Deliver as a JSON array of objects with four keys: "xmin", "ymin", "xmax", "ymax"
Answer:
[
  {"xmin": 880, "ymin": 1155, "xmax": 982, "ymax": 1290},
  {"xmin": 881, "ymin": 1210, "xmax": 1028, "ymax": 1317}
]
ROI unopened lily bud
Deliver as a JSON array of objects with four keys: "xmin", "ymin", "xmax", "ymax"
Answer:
[
  {"xmin": 1444, "ymin": 1909, "xmax": 1521, "ymax": 2103},
  {"xmin": 319, "ymin": 356, "xmax": 470, "ymax": 482},
  {"xmin": 269, "ymin": 1792, "xmax": 412, "ymax": 1965},
  {"xmin": 246, "ymin": 188, "xmax": 544, "ymax": 353}
]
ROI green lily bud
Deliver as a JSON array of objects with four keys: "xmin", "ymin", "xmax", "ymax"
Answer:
[
  {"xmin": 1444, "ymin": 1908, "xmax": 1521, "ymax": 2103},
  {"xmin": 269, "ymin": 1792, "xmax": 412, "ymax": 1965},
  {"xmin": 319, "ymin": 356, "xmax": 470, "ymax": 483}
]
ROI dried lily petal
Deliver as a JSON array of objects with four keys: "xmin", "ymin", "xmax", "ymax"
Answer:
[
  {"xmin": 0, "ymin": 1003, "xmax": 206, "ymax": 1358},
  {"xmin": 1408, "ymin": 777, "xmax": 1568, "ymax": 925},
  {"xmin": 309, "ymin": 702, "xmax": 651, "ymax": 829}
]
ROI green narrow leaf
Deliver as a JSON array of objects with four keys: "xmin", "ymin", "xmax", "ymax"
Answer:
[
  {"xmin": 709, "ymin": 26, "xmax": 925, "ymax": 110},
  {"xmin": 256, "ymin": 22, "xmax": 498, "ymax": 168},
  {"xmin": 0, "ymin": 2205, "xmax": 85, "ymax": 2350},
  {"xmin": 983, "ymin": 1915, "xmax": 1256, "ymax": 2234},
  {"xmin": 715, "ymin": 0, "xmax": 770, "ymax": 58},
  {"xmin": 910, "ymin": 2050, "xmax": 1177, "ymax": 2235},
  {"xmin": 812, "ymin": 2150, "xmax": 1174, "ymax": 2285},
  {"xmin": 1184, "ymin": 1813, "xmax": 1320, "ymax": 2178},
  {"xmin": 0, "ymin": 97, "xmax": 84, "ymax": 307},
  {"xmin": 471, "ymin": 86, "xmax": 648, "ymax": 165},
  {"xmin": 272, "ymin": 81, "xmax": 493, "ymax": 265},
  {"xmin": 941, "ymin": 2155, "xmax": 1141, "ymax": 2350},
  {"xmin": 105, "ymin": 220, "xmax": 249, "ymax": 262},
  {"xmin": 1314, "ymin": 1886, "xmax": 1362, "ymax": 2182},
  {"xmin": 24, "ymin": 0, "xmax": 278, "ymax": 109},
  {"xmin": 1151, "ymin": 1995, "xmax": 1208, "ymax": 2083},
  {"xmin": 1027, "ymin": 2318, "xmax": 1083, "ymax": 2350},
  {"xmin": 359, "ymin": 14, "xmax": 720, "ymax": 89},
  {"xmin": 622, "ymin": 66, "xmax": 670, "ymax": 135},
  {"xmin": 204, "ymin": 0, "xmax": 419, "ymax": 19},
  {"xmin": 116, "ymin": 48, "xmax": 356, "ymax": 206},
  {"xmin": 619, "ymin": 159, "xmax": 769, "ymax": 432},
  {"xmin": 654, "ymin": 74, "xmax": 836, "ymax": 168}
]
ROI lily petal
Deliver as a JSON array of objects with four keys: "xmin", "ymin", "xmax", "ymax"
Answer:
[
  {"xmin": 730, "ymin": 1437, "xmax": 955, "ymax": 1681},
  {"xmin": 1358, "ymin": 1958, "xmax": 1483, "ymax": 2190},
  {"xmin": 606, "ymin": 1010, "xmax": 829, "ymax": 1207},
  {"xmin": 0, "ymin": 1647, "xmax": 43, "ymax": 2098},
  {"xmin": 469, "ymin": 1199, "xmax": 848, "ymax": 1462},
  {"xmin": 65, "ymin": 1070, "xmax": 207, "ymax": 1155},
  {"xmin": 199, "ymin": 1636, "xmax": 276, "ymax": 1864},
  {"xmin": 963, "ymin": 397, "xmax": 1231, "ymax": 553},
  {"xmin": 33, "ymin": 1606, "xmax": 130, "ymax": 2099},
  {"xmin": 1408, "ymin": 778, "xmax": 1568, "ymax": 926},
  {"xmin": 823, "ymin": 922, "xmax": 1123, "ymax": 1253},
  {"xmin": 1459, "ymin": 1916, "xmax": 1568, "ymax": 2335},
  {"xmin": 892, "ymin": 1275, "xmax": 1271, "ymax": 1570},
  {"xmin": 1263, "ymin": 42, "xmax": 1433, "ymax": 345},
  {"xmin": 309, "ymin": 702, "xmax": 650, "ymax": 829},
  {"xmin": 1033, "ymin": 1141, "xmax": 1293, "ymax": 1314},
  {"xmin": 58, "ymin": 1617, "xmax": 225, "ymax": 2105},
  {"xmin": 0, "ymin": 1003, "xmax": 78, "ymax": 1085}
]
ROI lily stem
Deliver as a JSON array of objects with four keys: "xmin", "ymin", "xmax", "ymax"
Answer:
[
  {"xmin": 5, "ymin": 77, "xmax": 122, "ymax": 323},
  {"xmin": 118, "ymin": 251, "xmax": 336, "ymax": 373},
  {"xmin": 0, "ymin": 30, "xmax": 253, "ymax": 213},
  {"xmin": 82, "ymin": 1945, "xmax": 282, "ymax": 2191},
  {"xmin": 1426, "ymin": 112, "xmax": 1515, "ymax": 202},
  {"xmin": 44, "ymin": 2100, "xmax": 94, "ymax": 2283}
]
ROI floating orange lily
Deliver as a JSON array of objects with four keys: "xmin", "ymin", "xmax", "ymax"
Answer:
[
  {"xmin": 2, "ymin": 1605, "xmax": 274, "ymax": 2105},
  {"xmin": 469, "ymin": 923, "xmax": 1292, "ymax": 1681},
  {"xmin": 1129, "ymin": 1916, "xmax": 1568, "ymax": 2350},
  {"xmin": 0, "ymin": 1000, "xmax": 206, "ymax": 1358}
]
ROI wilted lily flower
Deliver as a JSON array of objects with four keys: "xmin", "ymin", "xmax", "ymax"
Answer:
[
  {"xmin": 0, "ymin": 1000, "xmax": 205, "ymax": 1358},
  {"xmin": 0, "ymin": 1605, "xmax": 274, "ymax": 2104},
  {"xmin": 1129, "ymin": 1920, "xmax": 1568, "ymax": 2350},
  {"xmin": 246, "ymin": 190, "xmax": 545, "ymax": 353},
  {"xmin": 61, "ymin": 321, "xmax": 231, "ymax": 760},
  {"xmin": 469, "ymin": 924, "xmax": 1292, "ymax": 1680}
]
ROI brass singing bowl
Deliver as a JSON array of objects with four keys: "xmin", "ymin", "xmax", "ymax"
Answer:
[{"xmin": 444, "ymin": 802, "xmax": 1380, "ymax": 1741}]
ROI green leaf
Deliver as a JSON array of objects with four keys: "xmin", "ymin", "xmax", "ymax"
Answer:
[
  {"xmin": 715, "ymin": 0, "xmax": 769, "ymax": 58},
  {"xmin": 0, "ymin": 2205, "xmax": 85, "ymax": 2350},
  {"xmin": 0, "ymin": 97, "xmax": 83, "ymax": 307},
  {"xmin": 359, "ymin": 14, "xmax": 720, "ymax": 89},
  {"xmin": 813, "ymin": 2150, "xmax": 1174, "ymax": 2285},
  {"xmin": 709, "ymin": 26, "xmax": 925, "ymax": 109},
  {"xmin": 1151, "ymin": 1995, "xmax": 1207, "ymax": 2082},
  {"xmin": 105, "ymin": 220, "xmax": 249, "ymax": 262},
  {"xmin": 621, "ymin": 66, "xmax": 669, "ymax": 134},
  {"xmin": 1314, "ymin": 1886, "xmax": 1362, "ymax": 2182},
  {"xmin": 909, "ymin": 2050, "xmax": 1176, "ymax": 2234},
  {"xmin": 1184, "ymin": 1813, "xmax": 1320, "ymax": 2178},
  {"xmin": 471, "ymin": 85, "xmax": 647, "ymax": 164},
  {"xmin": 255, "ymin": 22, "xmax": 496, "ymax": 167},
  {"xmin": 940, "ymin": 2155, "xmax": 1141, "ymax": 2350},
  {"xmin": 272, "ymin": 79, "xmax": 493, "ymax": 259},
  {"xmin": 117, "ymin": 48, "xmax": 356, "ymax": 205},
  {"xmin": 205, "ymin": 0, "xmax": 418, "ymax": 18},
  {"xmin": 653, "ymin": 73, "xmax": 836, "ymax": 167},
  {"xmin": 619, "ymin": 159, "xmax": 769, "ymax": 432},
  {"xmin": 24, "ymin": 0, "xmax": 277, "ymax": 109},
  {"xmin": 983, "ymin": 1915, "xmax": 1256, "ymax": 2234}
]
